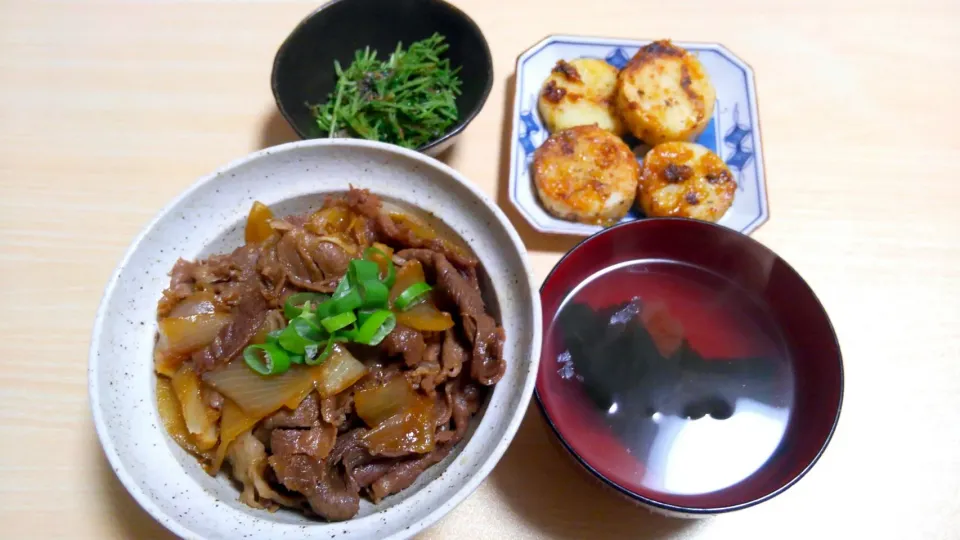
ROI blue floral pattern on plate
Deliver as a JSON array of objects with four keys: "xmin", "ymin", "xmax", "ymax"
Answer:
[{"xmin": 509, "ymin": 36, "xmax": 768, "ymax": 236}]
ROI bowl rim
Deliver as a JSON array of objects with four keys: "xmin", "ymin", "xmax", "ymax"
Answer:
[
  {"xmin": 269, "ymin": 0, "xmax": 494, "ymax": 153},
  {"xmin": 535, "ymin": 217, "xmax": 844, "ymax": 514},
  {"xmin": 88, "ymin": 138, "xmax": 541, "ymax": 539}
]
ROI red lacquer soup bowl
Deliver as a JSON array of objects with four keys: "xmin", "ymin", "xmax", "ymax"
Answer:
[{"xmin": 537, "ymin": 218, "xmax": 843, "ymax": 515}]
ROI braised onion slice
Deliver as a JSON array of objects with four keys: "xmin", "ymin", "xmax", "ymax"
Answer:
[
  {"xmin": 396, "ymin": 302, "xmax": 454, "ymax": 331},
  {"xmin": 168, "ymin": 291, "xmax": 218, "ymax": 318},
  {"xmin": 390, "ymin": 260, "xmax": 426, "ymax": 304},
  {"xmin": 390, "ymin": 261, "xmax": 453, "ymax": 331},
  {"xmin": 171, "ymin": 365, "xmax": 219, "ymax": 451},
  {"xmin": 155, "ymin": 313, "xmax": 232, "ymax": 376},
  {"xmin": 210, "ymin": 399, "xmax": 260, "ymax": 474},
  {"xmin": 354, "ymin": 376, "xmax": 418, "ymax": 427},
  {"xmin": 315, "ymin": 344, "xmax": 368, "ymax": 398},
  {"xmin": 245, "ymin": 201, "xmax": 275, "ymax": 244},
  {"xmin": 362, "ymin": 394, "xmax": 435, "ymax": 455},
  {"xmin": 157, "ymin": 313, "xmax": 231, "ymax": 354},
  {"xmin": 306, "ymin": 205, "xmax": 350, "ymax": 235},
  {"xmin": 317, "ymin": 235, "xmax": 358, "ymax": 255},
  {"xmin": 156, "ymin": 376, "xmax": 200, "ymax": 455},
  {"xmin": 202, "ymin": 359, "xmax": 318, "ymax": 418}
]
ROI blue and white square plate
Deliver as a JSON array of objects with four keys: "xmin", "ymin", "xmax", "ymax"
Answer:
[{"xmin": 508, "ymin": 35, "xmax": 768, "ymax": 236}]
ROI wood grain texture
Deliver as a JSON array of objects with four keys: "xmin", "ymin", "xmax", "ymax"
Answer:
[{"xmin": 1, "ymin": 0, "xmax": 958, "ymax": 538}]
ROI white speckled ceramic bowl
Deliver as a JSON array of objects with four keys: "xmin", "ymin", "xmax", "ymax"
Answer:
[{"xmin": 88, "ymin": 139, "xmax": 542, "ymax": 540}]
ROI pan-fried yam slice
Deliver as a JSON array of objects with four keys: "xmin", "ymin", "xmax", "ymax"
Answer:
[
  {"xmin": 637, "ymin": 142, "xmax": 736, "ymax": 222},
  {"xmin": 532, "ymin": 124, "xmax": 639, "ymax": 225},
  {"xmin": 616, "ymin": 40, "xmax": 716, "ymax": 144},
  {"xmin": 538, "ymin": 58, "xmax": 625, "ymax": 135}
]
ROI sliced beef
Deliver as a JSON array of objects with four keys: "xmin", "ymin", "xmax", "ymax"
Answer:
[
  {"xmin": 466, "ymin": 318, "xmax": 506, "ymax": 386},
  {"xmin": 263, "ymin": 393, "xmax": 320, "ymax": 429},
  {"xmin": 179, "ymin": 242, "xmax": 269, "ymax": 373},
  {"xmin": 270, "ymin": 423, "xmax": 337, "ymax": 460},
  {"xmin": 382, "ymin": 324, "xmax": 425, "ymax": 367},
  {"xmin": 260, "ymin": 308, "xmax": 287, "ymax": 336},
  {"xmin": 228, "ymin": 431, "xmax": 299, "ymax": 509},
  {"xmin": 192, "ymin": 252, "xmax": 237, "ymax": 291},
  {"xmin": 320, "ymin": 393, "xmax": 354, "ymax": 428},
  {"xmin": 310, "ymin": 240, "xmax": 351, "ymax": 278},
  {"xmin": 433, "ymin": 391, "xmax": 452, "ymax": 427},
  {"xmin": 432, "ymin": 253, "xmax": 485, "ymax": 317},
  {"xmin": 395, "ymin": 250, "xmax": 505, "ymax": 385},
  {"xmin": 268, "ymin": 452, "xmax": 317, "ymax": 495},
  {"xmin": 192, "ymin": 285, "xmax": 267, "ymax": 373},
  {"xmin": 276, "ymin": 231, "xmax": 317, "ymax": 285},
  {"xmin": 294, "ymin": 227, "xmax": 351, "ymax": 277},
  {"xmin": 158, "ymin": 259, "xmax": 198, "ymax": 317},
  {"xmin": 464, "ymin": 265, "xmax": 482, "ymax": 296},
  {"xmin": 269, "ymin": 453, "xmax": 359, "ymax": 521},
  {"xmin": 268, "ymin": 418, "xmax": 368, "ymax": 521},
  {"xmin": 445, "ymin": 379, "xmax": 482, "ymax": 445},
  {"xmin": 353, "ymin": 215, "xmax": 378, "ymax": 246},
  {"xmin": 432, "ymin": 254, "xmax": 506, "ymax": 385},
  {"xmin": 275, "ymin": 230, "xmax": 344, "ymax": 292},
  {"xmin": 227, "ymin": 243, "xmax": 263, "ymax": 282},
  {"xmin": 256, "ymin": 237, "xmax": 287, "ymax": 307},
  {"xmin": 208, "ymin": 279, "xmax": 253, "ymax": 309},
  {"xmin": 328, "ymin": 428, "xmax": 376, "ymax": 492},
  {"xmin": 393, "ymin": 248, "xmax": 436, "ymax": 273},
  {"xmin": 369, "ymin": 444, "xmax": 453, "ymax": 503},
  {"xmin": 440, "ymin": 328, "xmax": 466, "ymax": 381},
  {"xmin": 343, "ymin": 188, "xmax": 478, "ymax": 269},
  {"xmin": 353, "ymin": 363, "xmax": 403, "ymax": 399},
  {"xmin": 343, "ymin": 188, "xmax": 382, "ymax": 217},
  {"xmin": 308, "ymin": 466, "xmax": 360, "ymax": 521},
  {"xmin": 351, "ymin": 461, "xmax": 394, "ymax": 489},
  {"xmin": 405, "ymin": 342, "xmax": 441, "ymax": 395}
]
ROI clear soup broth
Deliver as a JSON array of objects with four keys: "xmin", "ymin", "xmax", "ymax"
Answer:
[{"xmin": 547, "ymin": 259, "xmax": 795, "ymax": 496}]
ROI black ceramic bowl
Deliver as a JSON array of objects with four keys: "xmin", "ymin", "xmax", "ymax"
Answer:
[{"xmin": 271, "ymin": 0, "xmax": 493, "ymax": 156}]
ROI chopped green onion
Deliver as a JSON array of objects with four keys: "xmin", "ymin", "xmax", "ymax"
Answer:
[
  {"xmin": 284, "ymin": 292, "xmax": 329, "ymax": 319},
  {"xmin": 298, "ymin": 309, "xmax": 320, "ymax": 326},
  {"xmin": 321, "ymin": 311, "xmax": 357, "ymax": 333},
  {"xmin": 394, "ymin": 282, "xmax": 433, "ymax": 310},
  {"xmin": 354, "ymin": 309, "xmax": 396, "ymax": 346},
  {"xmin": 295, "ymin": 316, "xmax": 325, "ymax": 339},
  {"xmin": 305, "ymin": 336, "xmax": 344, "ymax": 366},
  {"xmin": 332, "ymin": 288, "xmax": 363, "ymax": 314},
  {"xmin": 356, "ymin": 308, "xmax": 377, "ymax": 327},
  {"xmin": 304, "ymin": 342, "xmax": 320, "ymax": 361},
  {"xmin": 332, "ymin": 275, "xmax": 351, "ymax": 299},
  {"xmin": 360, "ymin": 279, "xmax": 389, "ymax": 309},
  {"xmin": 349, "ymin": 259, "xmax": 380, "ymax": 285},
  {"xmin": 243, "ymin": 343, "xmax": 291, "ymax": 375},
  {"xmin": 246, "ymin": 244, "xmax": 419, "ymax": 375},
  {"xmin": 364, "ymin": 247, "xmax": 395, "ymax": 288},
  {"xmin": 278, "ymin": 318, "xmax": 322, "ymax": 354},
  {"xmin": 316, "ymin": 298, "xmax": 334, "ymax": 319}
]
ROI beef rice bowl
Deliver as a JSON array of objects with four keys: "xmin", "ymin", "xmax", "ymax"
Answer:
[{"xmin": 152, "ymin": 188, "xmax": 506, "ymax": 521}]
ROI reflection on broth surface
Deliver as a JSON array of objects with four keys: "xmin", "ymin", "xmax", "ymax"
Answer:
[{"xmin": 549, "ymin": 260, "xmax": 794, "ymax": 496}]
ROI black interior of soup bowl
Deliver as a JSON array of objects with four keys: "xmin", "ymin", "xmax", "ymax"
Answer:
[{"xmin": 271, "ymin": 0, "xmax": 493, "ymax": 153}]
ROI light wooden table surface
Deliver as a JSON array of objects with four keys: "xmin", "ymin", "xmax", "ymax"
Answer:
[{"xmin": 2, "ymin": 0, "xmax": 958, "ymax": 538}]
